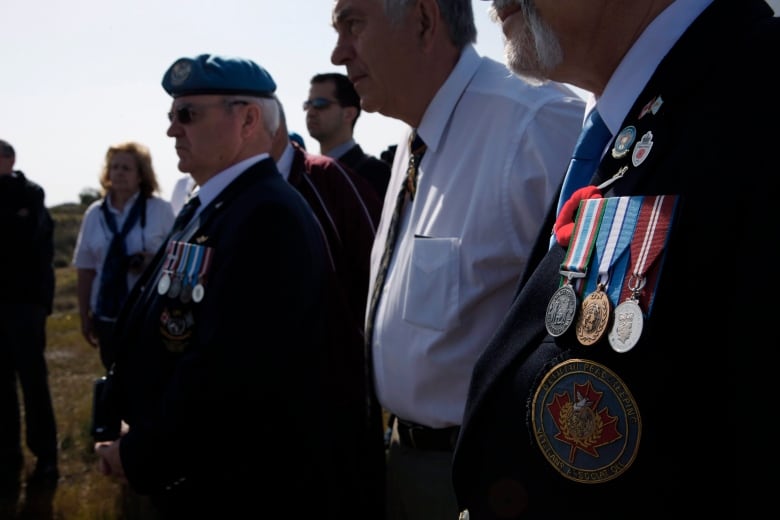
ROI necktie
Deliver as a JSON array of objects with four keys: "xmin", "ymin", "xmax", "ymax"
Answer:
[
  {"xmin": 363, "ymin": 131, "xmax": 426, "ymax": 413},
  {"xmin": 554, "ymin": 108, "xmax": 611, "ymax": 217},
  {"xmin": 171, "ymin": 195, "xmax": 200, "ymax": 235},
  {"xmin": 94, "ymin": 196, "xmax": 145, "ymax": 320}
]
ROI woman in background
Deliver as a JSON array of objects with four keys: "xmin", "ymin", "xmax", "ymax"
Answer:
[{"xmin": 73, "ymin": 141, "xmax": 174, "ymax": 370}]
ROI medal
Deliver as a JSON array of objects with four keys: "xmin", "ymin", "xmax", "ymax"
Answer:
[
  {"xmin": 545, "ymin": 283, "xmax": 578, "ymax": 337},
  {"xmin": 180, "ymin": 283, "xmax": 193, "ymax": 303},
  {"xmin": 547, "ymin": 198, "xmax": 607, "ymax": 338},
  {"xmin": 168, "ymin": 275, "xmax": 182, "ymax": 299},
  {"xmin": 608, "ymin": 298, "xmax": 644, "ymax": 353},
  {"xmin": 575, "ymin": 286, "xmax": 611, "ymax": 346},
  {"xmin": 192, "ymin": 283, "xmax": 205, "ymax": 303},
  {"xmin": 190, "ymin": 246, "xmax": 213, "ymax": 304},
  {"xmin": 157, "ymin": 273, "xmax": 171, "ymax": 295},
  {"xmin": 611, "ymin": 195, "xmax": 679, "ymax": 350},
  {"xmin": 157, "ymin": 241, "xmax": 180, "ymax": 295},
  {"xmin": 531, "ymin": 359, "xmax": 641, "ymax": 484},
  {"xmin": 168, "ymin": 243, "xmax": 192, "ymax": 299}
]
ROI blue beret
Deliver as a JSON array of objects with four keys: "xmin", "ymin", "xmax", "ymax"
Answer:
[{"xmin": 162, "ymin": 54, "xmax": 276, "ymax": 98}]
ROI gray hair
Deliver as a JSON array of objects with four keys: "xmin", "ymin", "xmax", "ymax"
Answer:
[
  {"xmin": 384, "ymin": 0, "xmax": 476, "ymax": 48},
  {"xmin": 229, "ymin": 95, "xmax": 280, "ymax": 137}
]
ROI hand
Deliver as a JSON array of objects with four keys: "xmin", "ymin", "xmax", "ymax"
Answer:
[
  {"xmin": 94, "ymin": 440, "xmax": 127, "ymax": 482},
  {"xmin": 81, "ymin": 315, "xmax": 98, "ymax": 347}
]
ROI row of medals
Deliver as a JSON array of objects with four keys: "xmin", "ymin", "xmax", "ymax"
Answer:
[
  {"xmin": 545, "ymin": 281, "xmax": 644, "ymax": 354},
  {"xmin": 157, "ymin": 271, "xmax": 205, "ymax": 304}
]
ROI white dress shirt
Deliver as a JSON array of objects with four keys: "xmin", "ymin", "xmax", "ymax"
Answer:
[
  {"xmin": 367, "ymin": 44, "xmax": 586, "ymax": 427},
  {"xmin": 73, "ymin": 192, "xmax": 175, "ymax": 312}
]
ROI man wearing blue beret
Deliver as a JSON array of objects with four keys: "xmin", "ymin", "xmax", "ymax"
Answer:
[{"xmin": 93, "ymin": 53, "xmax": 334, "ymax": 517}]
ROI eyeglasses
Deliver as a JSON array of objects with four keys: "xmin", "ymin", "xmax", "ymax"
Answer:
[
  {"xmin": 168, "ymin": 100, "xmax": 249, "ymax": 125},
  {"xmin": 302, "ymin": 97, "xmax": 339, "ymax": 111}
]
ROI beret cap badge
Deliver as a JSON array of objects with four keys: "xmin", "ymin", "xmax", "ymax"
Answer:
[{"xmin": 169, "ymin": 60, "xmax": 193, "ymax": 87}]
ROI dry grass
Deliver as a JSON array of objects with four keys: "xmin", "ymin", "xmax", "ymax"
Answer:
[{"xmin": 2, "ymin": 267, "xmax": 159, "ymax": 519}]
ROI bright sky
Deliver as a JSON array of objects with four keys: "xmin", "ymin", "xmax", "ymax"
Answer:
[
  {"xmin": 2, "ymin": 1, "xmax": 777, "ymax": 207},
  {"xmin": 0, "ymin": 1, "xmax": 513, "ymax": 207}
]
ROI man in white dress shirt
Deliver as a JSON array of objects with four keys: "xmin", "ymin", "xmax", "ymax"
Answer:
[{"xmin": 331, "ymin": 0, "xmax": 585, "ymax": 518}]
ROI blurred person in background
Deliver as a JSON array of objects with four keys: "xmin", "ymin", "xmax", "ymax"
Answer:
[
  {"xmin": 73, "ymin": 141, "xmax": 174, "ymax": 370},
  {"xmin": 306, "ymin": 72, "xmax": 391, "ymax": 199},
  {"xmin": 0, "ymin": 139, "xmax": 59, "ymax": 486},
  {"xmin": 272, "ymin": 97, "xmax": 384, "ymax": 517}
]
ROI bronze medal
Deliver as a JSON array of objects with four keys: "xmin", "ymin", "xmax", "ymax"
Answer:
[
  {"xmin": 608, "ymin": 299, "xmax": 644, "ymax": 353},
  {"xmin": 546, "ymin": 284, "xmax": 578, "ymax": 337},
  {"xmin": 157, "ymin": 273, "xmax": 171, "ymax": 295},
  {"xmin": 575, "ymin": 288, "xmax": 611, "ymax": 346},
  {"xmin": 180, "ymin": 282, "xmax": 193, "ymax": 304},
  {"xmin": 168, "ymin": 275, "xmax": 182, "ymax": 299}
]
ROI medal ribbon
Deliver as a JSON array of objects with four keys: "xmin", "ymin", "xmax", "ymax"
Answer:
[
  {"xmin": 163, "ymin": 241, "xmax": 184, "ymax": 276},
  {"xmin": 174, "ymin": 243, "xmax": 192, "ymax": 282},
  {"xmin": 618, "ymin": 195, "xmax": 678, "ymax": 311},
  {"xmin": 583, "ymin": 196, "xmax": 642, "ymax": 305},
  {"xmin": 185, "ymin": 245, "xmax": 204, "ymax": 290},
  {"xmin": 559, "ymin": 197, "xmax": 607, "ymax": 292},
  {"xmin": 196, "ymin": 246, "xmax": 214, "ymax": 287}
]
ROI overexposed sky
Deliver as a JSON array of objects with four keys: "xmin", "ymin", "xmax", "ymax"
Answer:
[
  {"xmin": 0, "ymin": 0, "xmax": 513, "ymax": 206},
  {"xmin": 2, "ymin": 0, "xmax": 777, "ymax": 207}
]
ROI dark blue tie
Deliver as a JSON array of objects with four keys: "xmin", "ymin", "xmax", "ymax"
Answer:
[
  {"xmin": 171, "ymin": 195, "xmax": 200, "ymax": 235},
  {"xmin": 555, "ymin": 108, "xmax": 611, "ymax": 217}
]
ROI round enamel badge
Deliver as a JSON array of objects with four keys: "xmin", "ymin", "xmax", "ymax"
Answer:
[{"xmin": 531, "ymin": 359, "xmax": 641, "ymax": 483}]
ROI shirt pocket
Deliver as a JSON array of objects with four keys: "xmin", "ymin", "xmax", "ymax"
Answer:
[{"xmin": 402, "ymin": 236, "xmax": 460, "ymax": 331}]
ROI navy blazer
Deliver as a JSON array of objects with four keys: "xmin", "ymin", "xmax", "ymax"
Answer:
[
  {"xmin": 110, "ymin": 157, "xmax": 331, "ymax": 517},
  {"xmin": 453, "ymin": 1, "xmax": 778, "ymax": 517}
]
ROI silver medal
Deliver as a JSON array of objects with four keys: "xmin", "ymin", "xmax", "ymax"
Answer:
[
  {"xmin": 545, "ymin": 284, "xmax": 578, "ymax": 337},
  {"xmin": 157, "ymin": 273, "xmax": 171, "ymax": 295},
  {"xmin": 608, "ymin": 299, "xmax": 644, "ymax": 353},
  {"xmin": 192, "ymin": 283, "xmax": 205, "ymax": 303}
]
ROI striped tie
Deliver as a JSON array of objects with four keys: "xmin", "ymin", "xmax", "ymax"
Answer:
[{"xmin": 363, "ymin": 130, "xmax": 426, "ymax": 413}]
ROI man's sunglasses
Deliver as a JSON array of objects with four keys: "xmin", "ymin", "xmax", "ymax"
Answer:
[
  {"xmin": 302, "ymin": 97, "xmax": 339, "ymax": 111},
  {"xmin": 168, "ymin": 100, "xmax": 249, "ymax": 125}
]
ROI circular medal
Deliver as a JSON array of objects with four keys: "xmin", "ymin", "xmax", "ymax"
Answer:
[
  {"xmin": 575, "ymin": 290, "xmax": 611, "ymax": 346},
  {"xmin": 157, "ymin": 273, "xmax": 171, "ymax": 295},
  {"xmin": 192, "ymin": 283, "xmax": 205, "ymax": 303},
  {"xmin": 531, "ymin": 359, "xmax": 641, "ymax": 483},
  {"xmin": 545, "ymin": 284, "xmax": 578, "ymax": 337},
  {"xmin": 608, "ymin": 299, "xmax": 644, "ymax": 353},
  {"xmin": 168, "ymin": 276, "xmax": 182, "ymax": 299},
  {"xmin": 180, "ymin": 283, "xmax": 193, "ymax": 304}
]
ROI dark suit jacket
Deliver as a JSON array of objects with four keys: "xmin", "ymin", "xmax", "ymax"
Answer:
[
  {"xmin": 0, "ymin": 171, "xmax": 54, "ymax": 313},
  {"xmin": 110, "ymin": 158, "xmax": 332, "ymax": 517},
  {"xmin": 452, "ymin": 1, "xmax": 778, "ymax": 517},
  {"xmin": 286, "ymin": 142, "xmax": 385, "ymax": 518},
  {"xmin": 338, "ymin": 143, "xmax": 391, "ymax": 200}
]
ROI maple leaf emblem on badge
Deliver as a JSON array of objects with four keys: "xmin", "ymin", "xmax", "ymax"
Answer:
[{"xmin": 546, "ymin": 379, "xmax": 622, "ymax": 463}]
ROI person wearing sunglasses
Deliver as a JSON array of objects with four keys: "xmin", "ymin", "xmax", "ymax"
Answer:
[
  {"xmin": 305, "ymin": 72, "xmax": 391, "ymax": 200},
  {"xmin": 91, "ymin": 54, "xmax": 334, "ymax": 518},
  {"xmin": 271, "ymin": 97, "xmax": 384, "ymax": 519}
]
